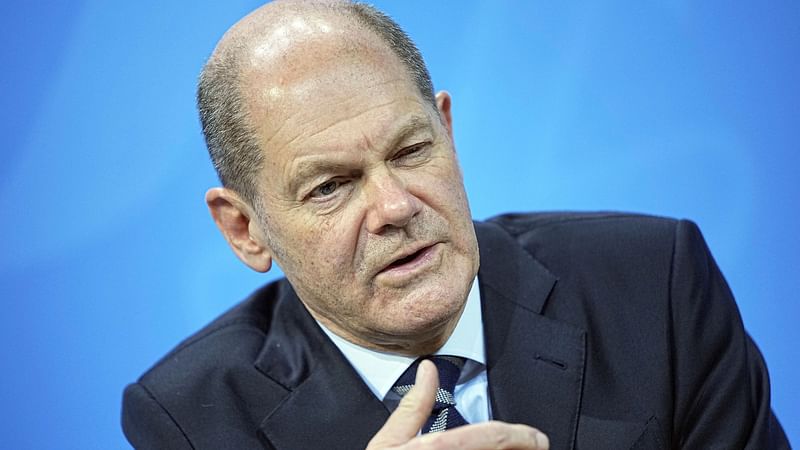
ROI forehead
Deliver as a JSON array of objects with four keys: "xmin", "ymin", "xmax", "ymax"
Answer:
[{"xmin": 239, "ymin": 22, "xmax": 434, "ymax": 179}]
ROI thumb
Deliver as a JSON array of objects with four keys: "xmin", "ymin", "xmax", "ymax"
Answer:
[{"xmin": 367, "ymin": 360, "xmax": 438, "ymax": 448}]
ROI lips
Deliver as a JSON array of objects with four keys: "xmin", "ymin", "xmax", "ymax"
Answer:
[
  {"xmin": 378, "ymin": 244, "xmax": 436, "ymax": 275},
  {"xmin": 385, "ymin": 247, "xmax": 428, "ymax": 270}
]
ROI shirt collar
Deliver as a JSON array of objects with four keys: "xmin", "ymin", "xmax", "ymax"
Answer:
[{"xmin": 318, "ymin": 276, "xmax": 485, "ymax": 400}]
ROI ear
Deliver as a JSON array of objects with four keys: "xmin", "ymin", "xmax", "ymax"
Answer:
[
  {"xmin": 435, "ymin": 90, "xmax": 454, "ymax": 140},
  {"xmin": 205, "ymin": 187, "xmax": 272, "ymax": 273}
]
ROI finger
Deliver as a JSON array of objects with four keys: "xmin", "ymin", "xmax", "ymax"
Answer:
[
  {"xmin": 381, "ymin": 359, "xmax": 438, "ymax": 439},
  {"xmin": 366, "ymin": 360, "xmax": 438, "ymax": 448},
  {"xmin": 410, "ymin": 421, "xmax": 549, "ymax": 450}
]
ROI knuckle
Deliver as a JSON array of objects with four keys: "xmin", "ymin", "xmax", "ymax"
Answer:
[
  {"xmin": 483, "ymin": 421, "xmax": 512, "ymax": 447},
  {"xmin": 513, "ymin": 424, "xmax": 549, "ymax": 449},
  {"xmin": 396, "ymin": 399, "xmax": 415, "ymax": 412},
  {"xmin": 396, "ymin": 394, "xmax": 419, "ymax": 411},
  {"xmin": 491, "ymin": 432, "xmax": 510, "ymax": 447},
  {"xmin": 521, "ymin": 426, "xmax": 548, "ymax": 449}
]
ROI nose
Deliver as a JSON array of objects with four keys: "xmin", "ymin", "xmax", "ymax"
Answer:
[{"xmin": 364, "ymin": 169, "xmax": 422, "ymax": 234}]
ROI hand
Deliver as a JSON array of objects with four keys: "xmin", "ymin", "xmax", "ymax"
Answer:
[{"xmin": 366, "ymin": 360, "xmax": 549, "ymax": 450}]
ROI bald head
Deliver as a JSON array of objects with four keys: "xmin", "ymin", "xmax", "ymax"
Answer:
[{"xmin": 197, "ymin": 0, "xmax": 435, "ymax": 208}]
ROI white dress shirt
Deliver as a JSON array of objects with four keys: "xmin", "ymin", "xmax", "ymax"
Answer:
[{"xmin": 318, "ymin": 277, "xmax": 491, "ymax": 424}]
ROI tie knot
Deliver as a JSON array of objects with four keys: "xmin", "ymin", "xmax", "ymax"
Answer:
[
  {"xmin": 391, "ymin": 355, "xmax": 466, "ymax": 399},
  {"xmin": 429, "ymin": 356, "xmax": 465, "ymax": 393},
  {"xmin": 390, "ymin": 355, "xmax": 469, "ymax": 433}
]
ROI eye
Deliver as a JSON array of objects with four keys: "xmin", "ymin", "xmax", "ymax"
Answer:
[
  {"xmin": 394, "ymin": 142, "xmax": 429, "ymax": 162},
  {"xmin": 309, "ymin": 179, "xmax": 342, "ymax": 199}
]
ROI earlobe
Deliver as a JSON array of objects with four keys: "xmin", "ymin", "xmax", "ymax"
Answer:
[
  {"xmin": 205, "ymin": 187, "xmax": 273, "ymax": 273},
  {"xmin": 435, "ymin": 90, "xmax": 454, "ymax": 139}
]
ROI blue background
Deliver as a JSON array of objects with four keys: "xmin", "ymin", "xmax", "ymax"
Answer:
[{"xmin": 1, "ymin": 1, "xmax": 797, "ymax": 448}]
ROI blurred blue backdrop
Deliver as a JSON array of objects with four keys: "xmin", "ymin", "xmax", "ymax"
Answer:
[{"xmin": 1, "ymin": 1, "xmax": 797, "ymax": 448}]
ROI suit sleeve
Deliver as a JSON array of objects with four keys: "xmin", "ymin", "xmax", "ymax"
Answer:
[
  {"xmin": 121, "ymin": 382, "xmax": 194, "ymax": 449},
  {"xmin": 669, "ymin": 220, "xmax": 789, "ymax": 449}
]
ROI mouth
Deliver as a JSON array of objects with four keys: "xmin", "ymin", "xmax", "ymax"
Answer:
[{"xmin": 378, "ymin": 244, "xmax": 439, "ymax": 277}]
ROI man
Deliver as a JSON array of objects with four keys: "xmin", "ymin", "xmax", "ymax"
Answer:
[{"xmin": 121, "ymin": 1, "xmax": 789, "ymax": 449}]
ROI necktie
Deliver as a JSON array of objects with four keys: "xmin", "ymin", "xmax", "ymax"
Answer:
[{"xmin": 391, "ymin": 356, "xmax": 469, "ymax": 433}]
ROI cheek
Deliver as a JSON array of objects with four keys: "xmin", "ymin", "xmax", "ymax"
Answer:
[
  {"xmin": 294, "ymin": 213, "xmax": 361, "ymax": 270},
  {"xmin": 411, "ymin": 161, "xmax": 470, "ymax": 213}
]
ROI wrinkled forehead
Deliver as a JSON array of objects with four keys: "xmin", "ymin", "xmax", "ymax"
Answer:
[{"xmin": 237, "ymin": 16, "xmax": 430, "ymax": 157}]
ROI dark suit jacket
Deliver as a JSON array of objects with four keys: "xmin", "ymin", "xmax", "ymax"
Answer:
[{"xmin": 122, "ymin": 213, "xmax": 789, "ymax": 449}]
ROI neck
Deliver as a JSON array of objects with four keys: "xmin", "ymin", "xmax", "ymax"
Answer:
[{"xmin": 314, "ymin": 304, "xmax": 466, "ymax": 357}]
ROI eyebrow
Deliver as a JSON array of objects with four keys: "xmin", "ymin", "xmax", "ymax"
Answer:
[
  {"xmin": 288, "ymin": 160, "xmax": 355, "ymax": 196},
  {"xmin": 385, "ymin": 115, "xmax": 433, "ymax": 152},
  {"xmin": 287, "ymin": 115, "xmax": 434, "ymax": 195}
]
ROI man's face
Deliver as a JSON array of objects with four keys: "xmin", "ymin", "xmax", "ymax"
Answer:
[{"xmin": 242, "ymin": 27, "xmax": 478, "ymax": 354}]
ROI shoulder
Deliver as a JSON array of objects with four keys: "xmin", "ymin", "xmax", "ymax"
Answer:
[
  {"xmin": 486, "ymin": 211, "xmax": 679, "ymax": 243},
  {"xmin": 122, "ymin": 278, "xmax": 296, "ymax": 445},
  {"xmin": 484, "ymin": 211, "xmax": 688, "ymax": 278},
  {"xmin": 139, "ymin": 278, "xmax": 293, "ymax": 384},
  {"xmin": 480, "ymin": 211, "xmax": 715, "ymax": 349}
]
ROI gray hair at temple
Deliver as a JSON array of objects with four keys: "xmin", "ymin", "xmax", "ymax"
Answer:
[{"xmin": 196, "ymin": 1, "xmax": 436, "ymax": 208}]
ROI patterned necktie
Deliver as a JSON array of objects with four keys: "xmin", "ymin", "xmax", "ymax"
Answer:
[{"xmin": 391, "ymin": 356, "xmax": 469, "ymax": 433}]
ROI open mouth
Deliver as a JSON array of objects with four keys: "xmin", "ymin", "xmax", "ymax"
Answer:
[
  {"xmin": 386, "ymin": 247, "xmax": 427, "ymax": 269},
  {"xmin": 381, "ymin": 245, "xmax": 435, "ymax": 273}
]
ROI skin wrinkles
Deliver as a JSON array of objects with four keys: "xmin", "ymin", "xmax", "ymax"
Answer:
[
  {"xmin": 290, "ymin": 109, "xmax": 454, "ymax": 276},
  {"xmin": 292, "ymin": 125, "xmax": 449, "ymax": 278},
  {"xmin": 255, "ymin": 96, "xmax": 413, "ymax": 215},
  {"xmin": 241, "ymin": 19, "xmax": 408, "ymax": 138},
  {"xmin": 302, "ymin": 95, "xmax": 410, "ymax": 143},
  {"xmin": 251, "ymin": 78, "xmax": 415, "ymax": 167},
  {"xmin": 287, "ymin": 114, "xmax": 435, "ymax": 201},
  {"xmin": 213, "ymin": 8, "xmax": 478, "ymax": 356},
  {"xmin": 272, "ymin": 100, "xmax": 474, "ymax": 353}
]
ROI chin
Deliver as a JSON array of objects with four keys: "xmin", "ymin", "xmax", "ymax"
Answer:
[{"xmin": 395, "ymin": 290, "xmax": 465, "ymax": 332}]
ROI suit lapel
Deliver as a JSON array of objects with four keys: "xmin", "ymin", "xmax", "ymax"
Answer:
[
  {"xmin": 254, "ymin": 288, "xmax": 389, "ymax": 450},
  {"xmin": 476, "ymin": 221, "xmax": 586, "ymax": 450}
]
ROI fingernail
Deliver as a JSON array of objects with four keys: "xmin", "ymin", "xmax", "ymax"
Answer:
[
  {"xmin": 536, "ymin": 432, "xmax": 549, "ymax": 448},
  {"xmin": 415, "ymin": 360, "xmax": 428, "ymax": 383}
]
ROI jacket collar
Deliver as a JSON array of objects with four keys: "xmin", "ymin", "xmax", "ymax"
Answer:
[{"xmin": 254, "ymin": 287, "xmax": 389, "ymax": 450}]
